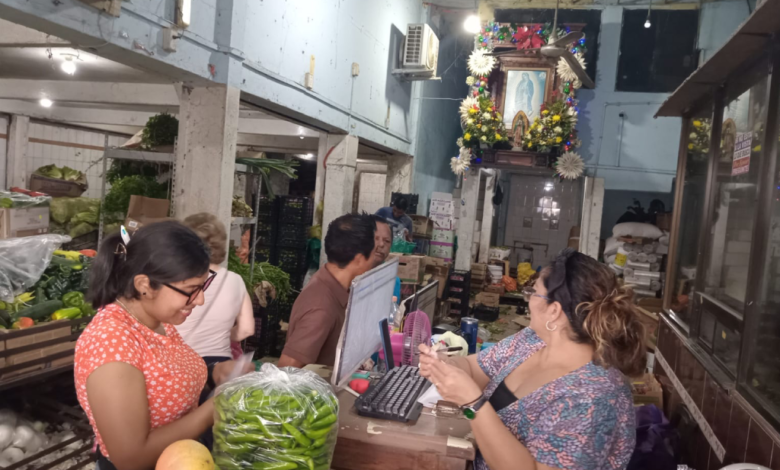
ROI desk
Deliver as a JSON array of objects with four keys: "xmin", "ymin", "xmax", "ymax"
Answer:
[{"xmin": 332, "ymin": 390, "xmax": 475, "ymax": 470}]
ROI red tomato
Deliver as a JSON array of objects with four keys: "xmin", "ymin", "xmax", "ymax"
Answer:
[{"xmin": 349, "ymin": 379, "xmax": 370, "ymax": 394}]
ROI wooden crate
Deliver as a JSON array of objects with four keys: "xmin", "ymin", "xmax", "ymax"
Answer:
[{"xmin": 0, "ymin": 318, "xmax": 90, "ymax": 383}]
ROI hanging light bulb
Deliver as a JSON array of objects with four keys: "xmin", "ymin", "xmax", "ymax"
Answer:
[
  {"xmin": 644, "ymin": 1, "xmax": 652, "ymax": 28},
  {"xmin": 464, "ymin": 15, "xmax": 481, "ymax": 34},
  {"xmin": 644, "ymin": 18, "xmax": 652, "ymax": 28},
  {"xmin": 61, "ymin": 56, "xmax": 77, "ymax": 75},
  {"xmin": 39, "ymin": 98, "xmax": 53, "ymax": 108}
]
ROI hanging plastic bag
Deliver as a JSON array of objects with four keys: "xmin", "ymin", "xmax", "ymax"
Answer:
[
  {"xmin": 213, "ymin": 364, "xmax": 339, "ymax": 470},
  {"xmin": 0, "ymin": 234, "xmax": 71, "ymax": 303}
]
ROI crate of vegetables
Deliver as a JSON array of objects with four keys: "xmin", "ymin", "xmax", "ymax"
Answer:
[{"xmin": 213, "ymin": 364, "xmax": 338, "ymax": 470}]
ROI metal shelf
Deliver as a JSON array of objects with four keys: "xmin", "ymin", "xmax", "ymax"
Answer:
[
  {"xmin": 104, "ymin": 147, "xmax": 175, "ymax": 163},
  {"xmin": 231, "ymin": 217, "xmax": 257, "ymax": 226}
]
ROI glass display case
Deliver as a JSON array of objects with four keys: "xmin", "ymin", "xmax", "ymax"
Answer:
[{"xmin": 663, "ymin": 49, "xmax": 780, "ymax": 425}]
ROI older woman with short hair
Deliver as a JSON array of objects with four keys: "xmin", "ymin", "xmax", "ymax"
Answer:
[{"xmin": 176, "ymin": 213, "xmax": 254, "ymax": 367}]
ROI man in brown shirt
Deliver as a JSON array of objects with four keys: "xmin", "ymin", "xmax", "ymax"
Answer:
[{"xmin": 278, "ymin": 213, "xmax": 377, "ymax": 368}]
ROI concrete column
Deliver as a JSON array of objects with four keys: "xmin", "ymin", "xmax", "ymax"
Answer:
[
  {"xmin": 320, "ymin": 134, "xmax": 359, "ymax": 265},
  {"xmin": 6, "ymin": 115, "xmax": 29, "ymax": 189},
  {"xmin": 173, "ymin": 85, "xmax": 240, "ymax": 236},
  {"xmin": 384, "ymin": 155, "xmax": 413, "ymax": 207},
  {"xmin": 456, "ymin": 167, "xmax": 481, "ymax": 271},
  {"xmin": 478, "ymin": 171, "xmax": 497, "ymax": 263},
  {"xmin": 314, "ymin": 133, "xmax": 343, "ymax": 226}
]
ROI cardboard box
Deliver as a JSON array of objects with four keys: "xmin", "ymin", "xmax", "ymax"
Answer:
[
  {"xmin": 432, "ymin": 229, "xmax": 454, "ymax": 244},
  {"xmin": 430, "ymin": 213, "xmax": 453, "ymax": 230},
  {"xmin": 429, "ymin": 244, "xmax": 453, "ymax": 261},
  {"xmin": 124, "ymin": 195, "xmax": 170, "ymax": 233},
  {"xmin": 656, "ymin": 213, "xmax": 672, "ymax": 231},
  {"xmin": 0, "ymin": 321, "xmax": 74, "ymax": 380},
  {"xmin": 410, "ymin": 215, "xmax": 434, "ymax": 239},
  {"xmin": 425, "ymin": 262, "xmax": 451, "ymax": 298},
  {"xmin": 631, "ymin": 373, "xmax": 663, "ymax": 409},
  {"xmin": 485, "ymin": 284, "xmax": 506, "ymax": 295},
  {"xmin": 0, "ymin": 206, "xmax": 50, "ymax": 239},
  {"xmin": 389, "ymin": 254, "xmax": 427, "ymax": 283},
  {"xmin": 425, "ymin": 256, "xmax": 450, "ymax": 268},
  {"xmin": 475, "ymin": 292, "xmax": 500, "ymax": 308}
]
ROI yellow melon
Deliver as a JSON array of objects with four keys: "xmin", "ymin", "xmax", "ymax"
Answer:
[{"xmin": 156, "ymin": 439, "xmax": 214, "ymax": 470}]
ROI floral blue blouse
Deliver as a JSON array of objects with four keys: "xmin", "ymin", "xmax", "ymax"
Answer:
[{"xmin": 475, "ymin": 328, "xmax": 635, "ymax": 470}]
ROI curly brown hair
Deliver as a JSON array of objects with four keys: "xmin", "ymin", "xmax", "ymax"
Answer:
[
  {"xmin": 182, "ymin": 213, "xmax": 227, "ymax": 265},
  {"xmin": 543, "ymin": 248, "xmax": 646, "ymax": 377}
]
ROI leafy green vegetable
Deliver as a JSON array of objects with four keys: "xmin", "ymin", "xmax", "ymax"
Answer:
[
  {"xmin": 50, "ymin": 198, "xmax": 100, "ymax": 225},
  {"xmin": 103, "ymin": 175, "xmax": 168, "ymax": 217},
  {"xmin": 141, "ymin": 113, "xmax": 179, "ymax": 149},
  {"xmin": 61, "ymin": 166, "xmax": 82, "ymax": 182},
  {"xmin": 69, "ymin": 222, "xmax": 95, "ymax": 239},
  {"xmin": 228, "ymin": 251, "xmax": 292, "ymax": 302},
  {"xmin": 34, "ymin": 164, "xmax": 63, "ymax": 179},
  {"xmin": 106, "ymin": 160, "xmax": 167, "ymax": 185}
]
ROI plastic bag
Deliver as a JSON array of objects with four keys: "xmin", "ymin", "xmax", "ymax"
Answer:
[
  {"xmin": 213, "ymin": 364, "xmax": 339, "ymax": 470},
  {"xmin": 0, "ymin": 234, "xmax": 71, "ymax": 302},
  {"xmin": 390, "ymin": 231, "xmax": 416, "ymax": 254},
  {"xmin": 0, "ymin": 191, "xmax": 50, "ymax": 209}
]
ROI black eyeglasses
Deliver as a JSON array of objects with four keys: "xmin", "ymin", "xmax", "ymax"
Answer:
[{"xmin": 163, "ymin": 270, "xmax": 217, "ymax": 304}]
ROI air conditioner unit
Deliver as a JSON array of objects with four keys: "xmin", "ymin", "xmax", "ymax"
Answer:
[{"xmin": 393, "ymin": 23, "xmax": 440, "ymax": 81}]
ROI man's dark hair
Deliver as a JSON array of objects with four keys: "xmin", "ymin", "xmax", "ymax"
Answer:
[
  {"xmin": 325, "ymin": 213, "xmax": 377, "ymax": 268},
  {"xmin": 393, "ymin": 196, "xmax": 409, "ymax": 212}
]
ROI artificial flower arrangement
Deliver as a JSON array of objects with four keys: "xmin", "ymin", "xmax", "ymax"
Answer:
[
  {"xmin": 521, "ymin": 94, "xmax": 580, "ymax": 154},
  {"xmin": 460, "ymin": 95, "xmax": 509, "ymax": 149},
  {"xmin": 687, "ymin": 118, "xmax": 711, "ymax": 158}
]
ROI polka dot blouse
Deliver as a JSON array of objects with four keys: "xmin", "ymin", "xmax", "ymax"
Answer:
[{"xmin": 74, "ymin": 304, "xmax": 207, "ymax": 458}]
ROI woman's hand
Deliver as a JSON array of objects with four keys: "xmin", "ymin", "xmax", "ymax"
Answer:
[
  {"xmin": 213, "ymin": 360, "xmax": 255, "ymax": 386},
  {"xmin": 419, "ymin": 344, "xmax": 482, "ymax": 407}
]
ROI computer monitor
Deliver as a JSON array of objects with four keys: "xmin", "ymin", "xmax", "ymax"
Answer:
[{"xmin": 331, "ymin": 259, "xmax": 399, "ymax": 388}]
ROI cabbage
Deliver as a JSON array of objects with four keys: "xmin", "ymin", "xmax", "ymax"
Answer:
[
  {"xmin": 60, "ymin": 166, "xmax": 82, "ymax": 182},
  {"xmin": 11, "ymin": 424, "xmax": 34, "ymax": 449},
  {"xmin": 0, "ymin": 423, "xmax": 13, "ymax": 450},
  {"xmin": 1, "ymin": 446, "xmax": 23, "ymax": 463},
  {"xmin": 34, "ymin": 164, "xmax": 62, "ymax": 179}
]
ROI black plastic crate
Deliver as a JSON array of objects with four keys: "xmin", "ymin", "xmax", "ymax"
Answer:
[
  {"xmin": 254, "ymin": 245, "xmax": 273, "ymax": 263},
  {"xmin": 448, "ymin": 300, "xmax": 470, "ymax": 318},
  {"xmin": 472, "ymin": 305, "xmax": 499, "ymax": 322},
  {"xmin": 276, "ymin": 224, "xmax": 308, "ymax": 249},
  {"xmin": 253, "ymin": 224, "xmax": 276, "ymax": 246},
  {"xmin": 449, "ymin": 270, "xmax": 472, "ymax": 287},
  {"xmin": 277, "ymin": 196, "xmax": 313, "ymax": 225},
  {"xmin": 275, "ymin": 247, "xmax": 307, "ymax": 273},
  {"xmin": 248, "ymin": 300, "xmax": 281, "ymax": 358}
]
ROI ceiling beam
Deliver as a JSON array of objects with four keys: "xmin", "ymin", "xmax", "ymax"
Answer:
[
  {"xmin": 237, "ymin": 135, "xmax": 319, "ymax": 153},
  {"xmin": 0, "ymin": 79, "xmax": 180, "ymax": 107},
  {"xmin": 0, "ymin": 18, "xmax": 69, "ymax": 46}
]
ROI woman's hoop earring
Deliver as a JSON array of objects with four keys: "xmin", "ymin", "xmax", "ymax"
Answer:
[{"xmin": 546, "ymin": 320, "xmax": 557, "ymax": 332}]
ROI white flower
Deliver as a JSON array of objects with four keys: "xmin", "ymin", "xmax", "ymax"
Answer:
[
  {"xmin": 481, "ymin": 135, "xmax": 487, "ymax": 142},
  {"xmin": 467, "ymin": 49, "xmax": 497, "ymax": 77},
  {"xmin": 467, "ymin": 118, "xmax": 474, "ymax": 125},
  {"xmin": 556, "ymin": 53, "xmax": 587, "ymax": 89},
  {"xmin": 556, "ymin": 152, "xmax": 585, "ymax": 180},
  {"xmin": 456, "ymin": 137, "xmax": 464, "ymax": 148},
  {"xmin": 689, "ymin": 133, "xmax": 697, "ymax": 139},
  {"xmin": 459, "ymin": 96, "xmax": 479, "ymax": 123},
  {"xmin": 554, "ymin": 127, "xmax": 563, "ymax": 134},
  {"xmin": 450, "ymin": 155, "xmax": 470, "ymax": 176},
  {"xmin": 482, "ymin": 112, "xmax": 492, "ymax": 121},
  {"xmin": 466, "ymin": 76, "xmax": 476, "ymax": 86},
  {"xmin": 459, "ymin": 146, "xmax": 471, "ymax": 160}
]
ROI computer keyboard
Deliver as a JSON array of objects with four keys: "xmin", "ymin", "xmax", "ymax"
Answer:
[{"xmin": 354, "ymin": 365, "xmax": 431, "ymax": 423}]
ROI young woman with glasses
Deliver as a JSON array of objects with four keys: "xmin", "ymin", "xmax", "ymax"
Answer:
[
  {"xmin": 74, "ymin": 221, "xmax": 249, "ymax": 470},
  {"xmin": 420, "ymin": 248, "xmax": 646, "ymax": 470}
]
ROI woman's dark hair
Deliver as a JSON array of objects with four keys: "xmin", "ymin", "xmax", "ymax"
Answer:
[
  {"xmin": 324, "ymin": 213, "xmax": 376, "ymax": 269},
  {"xmin": 543, "ymin": 248, "xmax": 646, "ymax": 377},
  {"xmin": 88, "ymin": 221, "xmax": 211, "ymax": 309}
]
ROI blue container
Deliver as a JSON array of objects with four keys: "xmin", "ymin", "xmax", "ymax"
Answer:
[{"xmin": 461, "ymin": 317, "xmax": 479, "ymax": 354}]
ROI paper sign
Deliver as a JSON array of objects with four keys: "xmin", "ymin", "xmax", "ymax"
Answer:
[{"xmin": 731, "ymin": 132, "xmax": 752, "ymax": 176}]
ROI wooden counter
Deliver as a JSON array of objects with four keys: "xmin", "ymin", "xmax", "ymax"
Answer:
[{"xmin": 332, "ymin": 390, "xmax": 475, "ymax": 470}]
